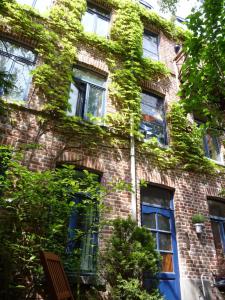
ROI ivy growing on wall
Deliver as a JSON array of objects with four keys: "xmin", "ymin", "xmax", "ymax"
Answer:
[{"xmin": 0, "ymin": 0, "xmax": 222, "ymax": 174}]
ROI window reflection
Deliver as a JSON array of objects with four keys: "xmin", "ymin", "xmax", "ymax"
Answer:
[{"xmin": 0, "ymin": 39, "xmax": 36, "ymax": 101}]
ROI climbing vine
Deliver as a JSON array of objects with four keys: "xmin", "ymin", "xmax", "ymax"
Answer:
[{"xmin": 0, "ymin": 0, "xmax": 223, "ymax": 174}]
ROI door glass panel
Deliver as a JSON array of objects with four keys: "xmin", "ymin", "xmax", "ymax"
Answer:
[
  {"xmin": 208, "ymin": 200, "xmax": 225, "ymax": 218},
  {"xmin": 141, "ymin": 185, "xmax": 171, "ymax": 208},
  {"xmin": 142, "ymin": 213, "xmax": 156, "ymax": 229},
  {"xmin": 159, "ymin": 233, "xmax": 172, "ymax": 251},
  {"xmin": 86, "ymin": 85, "xmax": 104, "ymax": 118},
  {"xmin": 211, "ymin": 221, "xmax": 222, "ymax": 249},
  {"xmin": 158, "ymin": 214, "xmax": 170, "ymax": 231},
  {"xmin": 151, "ymin": 232, "xmax": 157, "ymax": 247},
  {"xmin": 161, "ymin": 253, "xmax": 173, "ymax": 272}
]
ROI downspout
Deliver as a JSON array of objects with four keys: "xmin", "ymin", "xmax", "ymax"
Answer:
[{"xmin": 130, "ymin": 114, "xmax": 137, "ymax": 220}]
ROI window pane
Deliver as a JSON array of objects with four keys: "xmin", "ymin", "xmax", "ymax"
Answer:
[
  {"xmin": 68, "ymin": 83, "xmax": 79, "ymax": 116},
  {"xmin": 159, "ymin": 233, "xmax": 172, "ymax": 251},
  {"xmin": 161, "ymin": 253, "xmax": 173, "ymax": 272},
  {"xmin": 158, "ymin": 214, "xmax": 170, "ymax": 231},
  {"xmin": 204, "ymin": 134, "xmax": 222, "ymax": 162},
  {"xmin": 142, "ymin": 213, "xmax": 156, "ymax": 229},
  {"xmin": 82, "ymin": 11, "xmax": 95, "ymax": 34},
  {"xmin": 96, "ymin": 17, "xmax": 109, "ymax": 37},
  {"xmin": 16, "ymin": 0, "xmax": 33, "ymax": 6},
  {"xmin": 141, "ymin": 185, "xmax": 171, "ymax": 208},
  {"xmin": 141, "ymin": 92, "xmax": 165, "ymax": 144},
  {"xmin": 141, "ymin": 93, "xmax": 164, "ymax": 121},
  {"xmin": 0, "ymin": 40, "xmax": 36, "ymax": 63},
  {"xmin": 143, "ymin": 33, "xmax": 158, "ymax": 60},
  {"xmin": 208, "ymin": 200, "xmax": 225, "ymax": 218},
  {"xmin": 140, "ymin": 121, "xmax": 165, "ymax": 144},
  {"xmin": 34, "ymin": 0, "xmax": 53, "ymax": 13},
  {"xmin": 86, "ymin": 85, "xmax": 104, "ymax": 118},
  {"xmin": 74, "ymin": 68, "xmax": 106, "ymax": 87},
  {"xmin": 211, "ymin": 221, "xmax": 222, "ymax": 250}
]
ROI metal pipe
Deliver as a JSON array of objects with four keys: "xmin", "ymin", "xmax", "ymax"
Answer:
[{"xmin": 130, "ymin": 115, "xmax": 137, "ymax": 220}]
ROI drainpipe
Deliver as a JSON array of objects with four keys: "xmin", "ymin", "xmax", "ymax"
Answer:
[{"xmin": 130, "ymin": 115, "xmax": 137, "ymax": 221}]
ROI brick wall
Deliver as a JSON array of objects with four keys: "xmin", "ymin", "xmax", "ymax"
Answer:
[{"xmin": 1, "ymin": 2, "xmax": 225, "ymax": 299}]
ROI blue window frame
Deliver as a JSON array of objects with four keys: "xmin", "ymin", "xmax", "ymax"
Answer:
[
  {"xmin": 67, "ymin": 192, "xmax": 99, "ymax": 274},
  {"xmin": 208, "ymin": 199, "xmax": 225, "ymax": 252},
  {"xmin": 0, "ymin": 38, "xmax": 36, "ymax": 101},
  {"xmin": 68, "ymin": 67, "xmax": 106, "ymax": 120},
  {"xmin": 82, "ymin": 3, "xmax": 110, "ymax": 38},
  {"xmin": 141, "ymin": 185, "xmax": 181, "ymax": 300},
  {"xmin": 143, "ymin": 31, "xmax": 159, "ymax": 60},
  {"xmin": 66, "ymin": 170, "xmax": 100, "ymax": 275},
  {"xmin": 140, "ymin": 91, "xmax": 167, "ymax": 144}
]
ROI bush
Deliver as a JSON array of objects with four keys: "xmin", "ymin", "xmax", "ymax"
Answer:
[{"xmin": 102, "ymin": 217, "xmax": 163, "ymax": 300}]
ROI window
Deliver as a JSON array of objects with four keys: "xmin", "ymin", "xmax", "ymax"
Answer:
[
  {"xmin": 68, "ymin": 67, "xmax": 106, "ymax": 120},
  {"xmin": 0, "ymin": 39, "xmax": 36, "ymax": 101},
  {"xmin": 66, "ymin": 170, "xmax": 100, "ymax": 274},
  {"xmin": 143, "ymin": 31, "xmax": 159, "ymax": 60},
  {"xmin": 16, "ymin": 0, "xmax": 53, "ymax": 13},
  {"xmin": 203, "ymin": 133, "xmax": 224, "ymax": 163},
  {"xmin": 208, "ymin": 199, "xmax": 225, "ymax": 252},
  {"xmin": 82, "ymin": 3, "xmax": 110, "ymax": 37},
  {"xmin": 140, "ymin": 91, "xmax": 167, "ymax": 144}
]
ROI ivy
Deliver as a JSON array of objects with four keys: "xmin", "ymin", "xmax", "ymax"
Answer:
[{"xmin": 0, "ymin": 0, "xmax": 222, "ymax": 174}]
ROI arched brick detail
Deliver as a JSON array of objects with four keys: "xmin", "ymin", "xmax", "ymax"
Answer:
[{"xmin": 58, "ymin": 151, "xmax": 105, "ymax": 173}]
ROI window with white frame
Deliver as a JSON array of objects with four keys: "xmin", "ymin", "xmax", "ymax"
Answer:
[
  {"xmin": 82, "ymin": 3, "xmax": 110, "ymax": 38},
  {"xmin": 208, "ymin": 199, "xmax": 225, "ymax": 252},
  {"xmin": 68, "ymin": 67, "xmax": 106, "ymax": 120},
  {"xmin": 16, "ymin": 0, "xmax": 53, "ymax": 13},
  {"xmin": 143, "ymin": 31, "xmax": 159, "ymax": 60},
  {"xmin": 0, "ymin": 39, "xmax": 36, "ymax": 101},
  {"xmin": 140, "ymin": 91, "xmax": 167, "ymax": 144}
]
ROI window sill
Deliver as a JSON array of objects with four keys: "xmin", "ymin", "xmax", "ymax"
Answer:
[{"xmin": 206, "ymin": 157, "xmax": 225, "ymax": 167}]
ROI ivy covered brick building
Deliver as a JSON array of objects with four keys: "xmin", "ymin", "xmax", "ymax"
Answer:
[{"xmin": 0, "ymin": 0, "xmax": 225, "ymax": 299}]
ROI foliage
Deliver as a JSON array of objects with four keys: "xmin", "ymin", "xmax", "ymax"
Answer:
[
  {"xmin": 192, "ymin": 213, "xmax": 206, "ymax": 224},
  {"xmin": 0, "ymin": 0, "xmax": 223, "ymax": 174},
  {"xmin": 168, "ymin": 102, "xmax": 217, "ymax": 173},
  {"xmin": 181, "ymin": 0, "xmax": 225, "ymax": 130},
  {"xmin": 0, "ymin": 146, "xmax": 110, "ymax": 299},
  {"xmin": 102, "ymin": 217, "xmax": 162, "ymax": 300}
]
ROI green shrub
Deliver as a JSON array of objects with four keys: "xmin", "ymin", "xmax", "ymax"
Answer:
[{"xmin": 102, "ymin": 216, "xmax": 163, "ymax": 300}]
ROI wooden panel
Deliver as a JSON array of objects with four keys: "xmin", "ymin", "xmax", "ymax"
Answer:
[{"xmin": 40, "ymin": 251, "xmax": 75, "ymax": 300}]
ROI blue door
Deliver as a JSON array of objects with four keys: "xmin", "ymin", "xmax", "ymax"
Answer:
[{"xmin": 141, "ymin": 185, "xmax": 181, "ymax": 300}]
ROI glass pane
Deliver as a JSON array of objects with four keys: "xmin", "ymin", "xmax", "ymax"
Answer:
[
  {"xmin": 82, "ymin": 11, "xmax": 95, "ymax": 34},
  {"xmin": 143, "ymin": 33, "xmax": 158, "ymax": 60},
  {"xmin": 208, "ymin": 200, "xmax": 225, "ymax": 218},
  {"xmin": 159, "ymin": 233, "xmax": 172, "ymax": 251},
  {"xmin": 86, "ymin": 85, "xmax": 104, "ymax": 118},
  {"xmin": 204, "ymin": 134, "xmax": 221, "ymax": 162},
  {"xmin": 73, "ymin": 68, "xmax": 106, "ymax": 87},
  {"xmin": 68, "ymin": 83, "xmax": 79, "ymax": 116},
  {"xmin": 140, "ymin": 120, "xmax": 165, "ymax": 144},
  {"xmin": 141, "ymin": 185, "xmax": 171, "ymax": 208},
  {"xmin": 211, "ymin": 221, "xmax": 222, "ymax": 249},
  {"xmin": 34, "ymin": 0, "xmax": 53, "ymax": 13},
  {"xmin": 0, "ymin": 40, "xmax": 36, "ymax": 63},
  {"xmin": 141, "ymin": 93, "xmax": 164, "ymax": 121},
  {"xmin": 2, "ymin": 61, "xmax": 33, "ymax": 101},
  {"xmin": 142, "ymin": 213, "xmax": 156, "ymax": 229},
  {"xmin": 161, "ymin": 253, "xmax": 173, "ymax": 272},
  {"xmin": 96, "ymin": 17, "xmax": 109, "ymax": 37},
  {"xmin": 158, "ymin": 214, "xmax": 170, "ymax": 231},
  {"xmin": 16, "ymin": 0, "xmax": 33, "ymax": 6}
]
